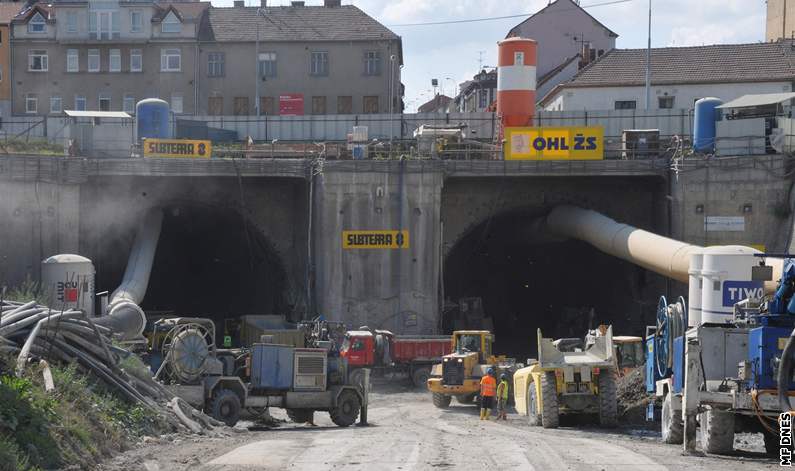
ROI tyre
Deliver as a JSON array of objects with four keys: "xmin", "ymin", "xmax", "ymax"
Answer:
[
  {"xmin": 598, "ymin": 371, "xmax": 618, "ymax": 428},
  {"xmin": 329, "ymin": 389, "xmax": 360, "ymax": 427},
  {"xmin": 210, "ymin": 388, "xmax": 241, "ymax": 426},
  {"xmin": 527, "ymin": 382, "xmax": 542, "ymax": 426},
  {"xmin": 432, "ymin": 392, "xmax": 452, "ymax": 409},
  {"xmin": 412, "ymin": 367, "xmax": 431, "ymax": 388},
  {"xmin": 540, "ymin": 372, "xmax": 559, "ymax": 429},
  {"xmin": 286, "ymin": 409, "xmax": 314, "ymax": 424},
  {"xmin": 661, "ymin": 392, "xmax": 683, "ymax": 444},
  {"xmin": 455, "ymin": 393, "xmax": 477, "ymax": 404},
  {"xmin": 698, "ymin": 408, "xmax": 735, "ymax": 455}
]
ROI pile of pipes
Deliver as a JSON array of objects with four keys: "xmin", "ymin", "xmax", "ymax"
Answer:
[{"xmin": 0, "ymin": 300, "xmax": 223, "ymax": 434}]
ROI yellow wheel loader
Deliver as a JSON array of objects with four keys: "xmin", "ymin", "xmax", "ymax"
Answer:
[
  {"xmin": 513, "ymin": 325, "xmax": 617, "ymax": 428},
  {"xmin": 426, "ymin": 330, "xmax": 515, "ymax": 408}
]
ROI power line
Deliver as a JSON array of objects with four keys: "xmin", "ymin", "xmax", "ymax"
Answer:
[{"xmin": 387, "ymin": 0, "xmax": 633, "ymax": 27}]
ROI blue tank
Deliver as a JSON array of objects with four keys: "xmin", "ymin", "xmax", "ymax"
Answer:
[
  {"xmin": 693, "ymin": 97, "xmax": 723, "ymax": 153},
  {"xmin": 136, "ymin": 98, "xmax": 171, "ymax": 140}
]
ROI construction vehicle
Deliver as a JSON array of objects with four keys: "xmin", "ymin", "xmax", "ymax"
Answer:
[
  {"xmin": 147, "ymin": 317, "xmax": 366, "ymax": 427},
  {"xmin": 513, "ymin": 325, "xmax": 617, "ymax": 428},
  {"xmin": 648, "ymin": 251, "xmax": 795, "ymax": 456},
  {"xmin": 427, "ymin": 330, "xmax": 516, "ymax": 408},
  {"xmin": 613, "ymin": 335, "xmax": 645, "ymax": 376},
  {"xmin": 341, "ymin": 329, "xmax": 452, "ymax": 387}
]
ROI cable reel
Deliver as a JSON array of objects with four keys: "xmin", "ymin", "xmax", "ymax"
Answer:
[{"xmin": 655, "ymin": 296, "xmax": 687, "ymax": 378}]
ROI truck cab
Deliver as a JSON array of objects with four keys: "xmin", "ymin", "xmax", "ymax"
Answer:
[{"xmin": 341, "ymin": 330, "xmax": 376, "ymax": 368}]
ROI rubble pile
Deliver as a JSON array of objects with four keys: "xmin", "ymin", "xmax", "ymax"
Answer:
[
  {"xmin": 616, "ymin": 367, "xmax": 655, "ymax": 424},
  {"xmin": 0, "ymin": 300, "xmax": 223, "ymax": 434}
]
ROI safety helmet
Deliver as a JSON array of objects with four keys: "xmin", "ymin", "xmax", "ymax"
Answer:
[
  {"xmin": 500, "ymin": 373, "xmax": 508, "ymax": 381},
  {"xmin": 487, "ymin": 367, "xmax": 495, "ymax": 375}
]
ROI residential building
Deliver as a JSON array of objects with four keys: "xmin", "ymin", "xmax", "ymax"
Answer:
[
  {"xmin": 11, "ymin": 1, "xmax": 208, "ymax": 116},
  {"xmin": 507, "ymin": 0, "xmax": 617, "ymax": 95},
  {"xmin": 539, "ymin": 41, "xmax": 795, "ymax": 111},
  {"xmin": 767, "ymin": 0, "xmax": 795, "ymax": 41},
  {"xmin": 453, "ymin": 69, "xmax": 496, "ymax": 113},
  {"xmin": 199, "ymin": 1, "xmax": 403, "ymax": 116},
  {"xmin": 0, "ymin": 2, "xmax": 23, "ymax": 117},
  {"xmin": 417, "ymin": 94, "xmax": 452, "ymax": 114}
]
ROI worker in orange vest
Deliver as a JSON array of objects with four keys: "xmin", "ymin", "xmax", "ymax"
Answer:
[{"xmin": 480, "ymin": 367, "xmax": 497, "ymax": 420}]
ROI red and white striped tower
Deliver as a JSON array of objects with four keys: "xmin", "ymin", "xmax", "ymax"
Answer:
[{"xmin": 497, "ymin": 37, "xmax": 537, "ymax": 131}]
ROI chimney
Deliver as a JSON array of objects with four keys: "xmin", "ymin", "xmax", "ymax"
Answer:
[
  {"xmin": 233, "ymin": 0, "xmax": 244, "ymax": 7},
  {"xmin": 291, "ymin": 1, "xmax": 305, "ymax": 6},
  {"xmin": 261, "ymin": 0, "xmax": 268, "ymax": 6},
  {"xmin": 324, "ymin": 0, "xmax": 342, "ymax": 6}
]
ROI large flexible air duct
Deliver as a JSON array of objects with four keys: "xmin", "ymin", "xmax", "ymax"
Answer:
[
  {"xmin": 95, "ymin": 209, "xmax": 163, "ymax": 340},
  {"xmin": 543, "ymin": 205, "xmax": 782, "ymax": 293}
]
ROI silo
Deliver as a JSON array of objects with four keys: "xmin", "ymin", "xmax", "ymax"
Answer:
[
  {"xmin": 700, "ymin": 246, "xmax": 761, "ymax": 325},
  {"xmin": 41, "ymin": 254, "xmax": 95, "ymax": 317},
  {"xmin": 693, "ymin": 97, "xmax": 723, "ymax": 153},
  {"xmin": 136, "ymin": 98, "xmax": 171, "ymax": 140},
  {"xmin": 497, "ymin": 37, "xmax": 537, "ymax": 129}
]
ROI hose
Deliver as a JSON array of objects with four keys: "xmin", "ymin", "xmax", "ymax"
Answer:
[{"xmin": 779, "ymin": 326, "xmax": 795, "ymax": 413}]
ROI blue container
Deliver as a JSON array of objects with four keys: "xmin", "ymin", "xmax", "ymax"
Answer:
[
  {"xmin": 136, "ymin": 98, "xmax": 171, "ymax": 140},
  {"xmin": 693, "ymin": 97, "xmax": 723, "ymax": 153},
  {"xmin": 671, "ymin": 336, "xmax": 684, "ymax": 394},
  {"xmin": 251, "ymin": 344, "xmax": 294, "ymax": 390},
  {"xmin": 749, "ymin": 326, "xmax": 795, "ymax": 390},
  {"xmin": 645, "ymin": 334, "xmax": 657, "ymax": 393}
]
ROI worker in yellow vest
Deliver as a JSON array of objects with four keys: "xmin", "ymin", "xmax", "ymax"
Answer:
[
  {"xmin": 496, "ymin": 373, "xmax": 509, "ymax": 420},
  {"xmin": 480, "ymin": 367, "xmax": 497, "ymax": 420}
]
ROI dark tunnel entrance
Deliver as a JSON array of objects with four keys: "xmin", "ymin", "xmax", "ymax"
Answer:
[
  {"xmin": 140, "ymin": 204, "xmax": 289, "ymax": 342},
  {"xmin": 443, "ymin": 209, "xmax": 664, "ymax": 361}
]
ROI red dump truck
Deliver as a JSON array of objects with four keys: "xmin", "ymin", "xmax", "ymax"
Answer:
[{"xmin": 341, "ymin": 329, "xmax": 452, "ymax": 387}]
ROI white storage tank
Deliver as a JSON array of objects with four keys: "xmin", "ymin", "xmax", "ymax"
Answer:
[
  {"xmin": 700, "ymin": 246, "xmax": 762, "ymax": 324},
  {"xmin": 41, "ymin": 254, "xmax": 95, "ymax": 317},
  {"xmin": 687, "ymin": 252, "xmax": 703, "ymax": 326}
]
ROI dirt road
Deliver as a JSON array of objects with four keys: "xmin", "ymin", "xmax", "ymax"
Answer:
[{"xmin": 101, "ymin": 383, "xmax": 777, "ymax": 471}]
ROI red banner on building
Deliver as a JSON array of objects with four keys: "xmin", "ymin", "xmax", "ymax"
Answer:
[{"xmin": 279, "ymin": 94, "xmax": 304, "ymax": 116}]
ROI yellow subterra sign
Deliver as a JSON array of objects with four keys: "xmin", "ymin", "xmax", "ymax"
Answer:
[
  {"xmin": 144, "ymin": 138, "xmax": 212, "ymax": 158},
  {"xmin": 343, "ymin": 230, "xmax": 409, "ymax": 249},
  {"xmin": 504, "ymin": 126, "xmax": 604, "ymax": 160}
]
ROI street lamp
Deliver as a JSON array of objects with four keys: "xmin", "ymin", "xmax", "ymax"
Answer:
[{"xmin": 255, "ymin": 8, "xmax": 266, "ymax": 117}]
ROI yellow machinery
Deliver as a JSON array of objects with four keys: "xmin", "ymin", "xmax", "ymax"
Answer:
[
  {"xmin": 513, "ymin": 325, "xmax": 617, "ymax": 428},
  {"xmin": 612, "ymin": 335, "xmax": 644, "ymax": 377},
  {"xmin": 427, "ymin": 330, "xmax": 514, "ymax": 408}
]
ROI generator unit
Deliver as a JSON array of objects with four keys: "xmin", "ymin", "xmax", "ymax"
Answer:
[{"xmin": 293, "ymin": 348, "xmax": 328, "ymax": 391}]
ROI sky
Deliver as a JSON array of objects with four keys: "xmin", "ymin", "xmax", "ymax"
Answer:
[{"xmin": 212, "ymin": 0, "xmax": 767, "ymax": 111}]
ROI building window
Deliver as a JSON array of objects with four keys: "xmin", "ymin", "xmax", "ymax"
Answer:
[
  {"xmin": 363, "ymin": 96, "xmax": 379, "ymax": 114},
  {"xmin": 259, "ymin": 52, "xmax": 277, "ymax": 78},
  {"xmin": 123, "ymin": 94, "xmax": 135, "ymax": 114},
  {"xmin": 659, "ymin": 96, "xmax": 675, "ymax": 109},
  {"xmin": 208, "ymin": 96, "xmax": 223, "ymax": 115},
  {"xmin": 109, "ymin": 49, "xmax": 121, "ymax": 72},
  {"xmin": 310, "ymin": 51, "xmax": 328, "ymax": 76},
  {"xmin": 98, "ymin": 93, "xmax": 111, "ymax": 111},
  {"xmin": 89, "ymin": 10, "xmax": 120, "ymax": 40},
  {"xmin": 130, "ymin": 11, "xmax": 142, "ymax": 33},
  {"xmin": 260, "ymin": 97, "xmax": 274, "ymax": 115},
  {"xmin": 130, "ymin": 49, "xmax": 142, "ymax": 72},
  {"xmin": 161, "ymin": 12, "xmax": 181, "ymax": 33},
  {"xmin": 312, "ymin": 96, "xmax": 327, "ymax": 115},
  {"xmin": 479, "ymin": 90, "xmax": 489, "ymax": 109},
  {"xmin": 364, "ymin": 51, "xmax": 381, "ymax": 76},
  {"xmin": 233, "ymin": 97, "xmax": 249, "ymax": 115},
  {"xmin": 88, "ymin": 49, "xmax": 100, "ymax": 72},
  {"xmin": 615, "ymin": 100, "xmax": 637, "ymax": 110},
  {"xmin": 67, "ymin": 49, "xmax": 79, "ymax": 72},
  {"xmin": 0, "ymin": 64, "xmax": 3, "ymax": 82},
  {"xmin": 28, "ymin": 13, "xmax": 46, "ymax": 34},
  {"xmin": 337, "ymin": 96, "xmax": 352, "ymax": 114},
  {"xmin": 170, "ymin": 94, "xmax": 183, "ymax": 114},
  {"xmin": 66, "ymin": 12, "xmax": 77, "ymax": 33},
  {"xmin": 74, "ymin": 95, "xmax": 86, "ymax": 111},
  {"xmin": 25, "ymin": 94, "xmax": 37, "ymax": 114},
  {"xmin": 50, "ymin": 96, "xmax": 62, "ymax": 114},
  {"xmin": 208, "ymin": 52, "xmax": 224, "ymax": 77},
  {"xmin": 28, "ymin": 50, "xmax": 48, "ymax": 72},
  {"xmin": 161, "ymin": 48, "xmax": 181, "ymax": 72}
]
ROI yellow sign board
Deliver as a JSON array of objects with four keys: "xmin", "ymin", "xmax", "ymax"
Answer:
[
  {"xmin": 143, "ymin": 138, "xmax": 212, "ymax": 159},
  {"xmin": 504, "ymin": 126, "xmax": 604, "ymax": 160},
  {"xmin": 343, "ymin": 230, "xmax": 409, "ymax": 249}
]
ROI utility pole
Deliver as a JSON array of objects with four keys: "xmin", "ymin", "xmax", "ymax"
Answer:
[
  {"xmin": 645, "ymin": 0, "xmax": 652, "ymax": 110},
  {"xmin": 255, "ymin": 8, "xmax": 265, "ymax": 116}
]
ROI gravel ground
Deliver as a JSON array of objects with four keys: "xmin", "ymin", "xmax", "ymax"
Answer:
[{"xmin": 98, "ymin": 380, "xmax": 778, "ymax": 471}]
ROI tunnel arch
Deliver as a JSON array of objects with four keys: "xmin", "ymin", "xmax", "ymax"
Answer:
[{"xmin": 442, "ymin": 206, "xmax": 665, "ymax": 360}]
